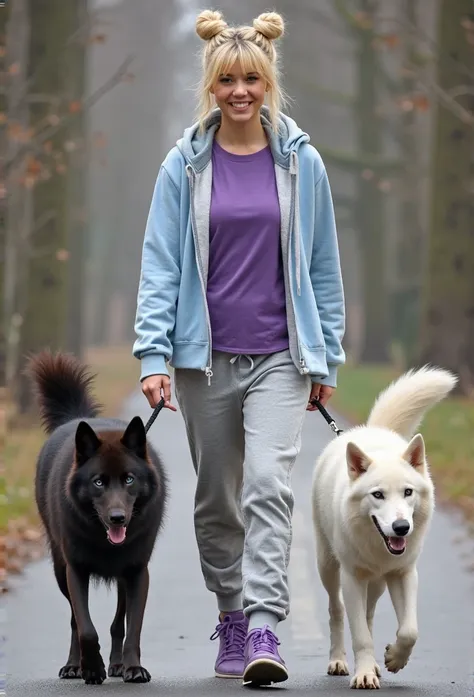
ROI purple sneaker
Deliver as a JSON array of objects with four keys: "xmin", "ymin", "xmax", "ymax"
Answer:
[
  {"xmin": 210, "ymin": 610, "xmax": 249, "ymax": 678},
  {"xmin": 243, "ymin": 625, "xmax": 288, "ymax": 686}
]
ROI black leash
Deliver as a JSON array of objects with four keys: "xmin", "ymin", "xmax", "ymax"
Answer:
[
  {"xmin": 311, "ymin": 398, "xmax": 344, "ymax": 436},
  {"xmin": 144, "ymin": 397, "xmax": 165, "ymax": 434}
]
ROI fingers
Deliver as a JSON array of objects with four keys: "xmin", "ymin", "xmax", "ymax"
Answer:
[
  {"xmin": 141, "ymin": 375, "xmax": 177, "ymax": 412},
  {"xmin": 318, "ymin": 385, "xmax": 334, "ymax": 407},
  {"xmin": 307, "ymin": 383, "xmax": 335, "ymax": 411},
  {"xmin": 307, "ymin": 383, "xmax": 322, "ymax": 411}
]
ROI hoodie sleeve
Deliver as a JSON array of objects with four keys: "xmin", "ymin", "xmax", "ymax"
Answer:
[
  {"xmin": 133, "ymin": 164, "xmax": 181, "ymax": 381},
  {"xmin": 310, "ymin": 167, "xmax": 346, "ymax": 388}
]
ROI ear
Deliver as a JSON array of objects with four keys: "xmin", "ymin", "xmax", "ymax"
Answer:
[
  {"xmin": 346, "ymin": 442, "xmax": 372, "ymax": 480},
  {"xmin": 402, "ymin": 433, "xmax": 426, "ymax": 470},
  {"xmin": 75, "ymin": 421, "xmax": 101, "ymax": 465},
  {"xmin": 120, "ymin": 416, "xmax": 147, "ymax": 460}
]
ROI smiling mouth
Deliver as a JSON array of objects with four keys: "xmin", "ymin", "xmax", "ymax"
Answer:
[
  {"xmin": 105, "ymin": 525, "xmax": 127, "ymax": 545},
  {"xmin": 371, "ymin": 516, "xmax": 407, "ymax": 555},
  {"xmin": 229, "ymin": 101, "xmax": 252, "ymax": 110}
]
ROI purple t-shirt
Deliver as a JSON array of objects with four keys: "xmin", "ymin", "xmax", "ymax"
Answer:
[{"xmin": 207, "ymin": 140, "xmax": 289, "ymax": 354}]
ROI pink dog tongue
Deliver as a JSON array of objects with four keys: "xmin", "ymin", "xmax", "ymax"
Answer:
[
  {"xmin": 108, "ymin": 526, "xmax": 126, "ymax": 545},
  {"xmin": 389, "ymin": 536, "xmax": 406, "ymax": 551}
]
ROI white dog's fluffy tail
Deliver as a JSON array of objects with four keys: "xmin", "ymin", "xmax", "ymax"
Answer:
[{"xmin": 366, "ymin": 365, "xmax": 457, "ymax": 439}]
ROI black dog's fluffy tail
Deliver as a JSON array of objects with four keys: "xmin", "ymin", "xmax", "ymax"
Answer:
[{"xmin": 27, "ymin": 350, "xmax": 103, "ymax": 434}]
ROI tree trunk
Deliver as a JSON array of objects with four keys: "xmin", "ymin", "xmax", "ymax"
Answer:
[
  {"xmin": 391, "ymin": 0, "xmax": 424, "ymax": 367},
  {"xmin": 65, "ymin": 0, "xmax": 88, "ymax": 358},
  {"xmin": 2, "ymin": 0, "xmax": 31, "ymax": 394},
  {"xmin": 0, "ymin": 1, "xmax": 12, "ymax": 392},
  {"xmin": 419, "ymin": 0, "xmax": 474, "ymax": 394},
  {"xmin": 15, "ymin": 0, "xmax": 75, "ymax": 413},
  {"xmin": 355, "ymin": 0, "xmax": 390, "ymax": 363}
]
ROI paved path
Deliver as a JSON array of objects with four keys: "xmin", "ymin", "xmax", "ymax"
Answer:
[{"xmin": 6, "ymin": 389, "xmax": 474, "ymax": 695}]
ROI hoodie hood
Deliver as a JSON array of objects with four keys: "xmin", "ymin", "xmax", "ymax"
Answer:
[{"xmin": 176, "ymin": 105, "xmax": 310, "ymax": 172}]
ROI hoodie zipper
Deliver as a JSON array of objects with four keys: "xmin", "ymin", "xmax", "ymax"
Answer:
[
  {"xmin": 186, "ymin": 165, "xmax": 213, "ymax": 385},
  {"xmin": 288, "ymin": 154, "xmax": 309, "ymax": 376}
]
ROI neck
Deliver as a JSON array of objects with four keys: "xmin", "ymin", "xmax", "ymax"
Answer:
[{"xmin": 216, "ymin": 112, "xmax": 268, "ymax": 153}]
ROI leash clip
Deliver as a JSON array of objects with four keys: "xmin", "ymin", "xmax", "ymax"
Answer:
[{"xmin": 311, "ymin": 398, "xmax": 344, "ymax": 437}]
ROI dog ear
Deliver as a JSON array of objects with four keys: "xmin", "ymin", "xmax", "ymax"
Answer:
[
  {"xmin": 75, "ymin": 421, "xmax": 101, "ymax": 465},
  {"xmin": 402, "ymin": 433, "xmax": 426, "ymax": 470},
  {"xmin": 346, "ymin": 442, "xmax": 372, "ymax": 479},
  {"xmin": 121, "ymin": 416, "xmax": 147, "ymax": 460}
]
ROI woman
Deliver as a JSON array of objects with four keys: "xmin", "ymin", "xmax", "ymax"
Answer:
[{"xmin": 133, "ymin": 9, "xmax": 345, "ymax": 687}]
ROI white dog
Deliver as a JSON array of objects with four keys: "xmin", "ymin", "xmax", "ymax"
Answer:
[{"xmin": 311, "ymin": 366, "xmax": 457, "ymax": 689}]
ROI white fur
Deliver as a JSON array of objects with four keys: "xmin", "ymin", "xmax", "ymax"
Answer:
[{"xmin": 311, "ymin": 366, "xmax": 457, "ymax": 689}]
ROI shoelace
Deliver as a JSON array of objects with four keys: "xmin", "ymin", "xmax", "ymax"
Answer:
[
  {"xmin": 250, "ymin": 625, "xmax": 280, "ymax": 653},
  {"xmin": 210, "ymin": 615, "xmax": 247, "ymax": 659}
]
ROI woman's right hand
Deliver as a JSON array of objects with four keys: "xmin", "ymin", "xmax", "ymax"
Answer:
[{"xmin": 141, "ymin": 374, "xmax": 177, "ymax": 412}]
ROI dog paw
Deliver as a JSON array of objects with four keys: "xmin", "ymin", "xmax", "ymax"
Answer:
[
  {"xmin": 123, "ymin": 665, "xmax": 151, "ymax": 683},
  {"xmin": 108, "ymin": 662, "xmax": 123, "ymax": 677},
  {"xmin": 327, "ymin": 659, "xmax": 350, "ymax": 676},
  {"xmin": 81, "ymin": 657, "xmax": 107, "ymax": 685},
  {"xmin": 59, "ymin": 664, "xmax": 81, "ymax": 679},
  {"xmin": 350, "ymin": 671, "xmax": 380, "ymax": 689},
  {"xmin": 384, "ymin": 643, "xmax": 409, "ymax": 673}
]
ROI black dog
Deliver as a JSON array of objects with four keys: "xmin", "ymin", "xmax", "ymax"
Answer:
[{"xmin": 28, "ymin": 351, "xmax": 168, "ymax": 684}]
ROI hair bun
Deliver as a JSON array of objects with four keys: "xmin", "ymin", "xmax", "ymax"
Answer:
[
  {"xmin": 196, "ymin": 10, "xmax": 228, "ymax": 40},
  {"xmin": 253, "ymin": 12, "xmax": 284, "ymax": 40}
]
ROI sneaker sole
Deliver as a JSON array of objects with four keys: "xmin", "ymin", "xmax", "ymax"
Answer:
[
  {"xmin": 215, "ymin": 671, "xmax": 244, "ymax": 679},
  {"xmin": 243, "ymin": 658, "xmax": 288, "ymax": 686}
]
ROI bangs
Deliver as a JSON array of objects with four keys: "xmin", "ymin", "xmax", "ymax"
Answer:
[{"xmin": 207, "ymin": 41, "xmax": 273, "ymax": 88}]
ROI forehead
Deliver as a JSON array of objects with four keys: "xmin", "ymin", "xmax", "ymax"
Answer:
[{"xmin": 365, "ymin": 461, "xmax": 419, "ymax": 489}]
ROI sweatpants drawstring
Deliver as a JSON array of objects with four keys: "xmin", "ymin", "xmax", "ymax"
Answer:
[{"xmin": 229, "ymin": 354, "xmax": 255, "ymax": 371}]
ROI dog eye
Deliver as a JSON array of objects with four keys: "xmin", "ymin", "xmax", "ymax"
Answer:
[
  {"xmin": 125, "ymin": 475, "xmax": 135, "ymax": 485},
  {"xmin": 94, "ymin": 479, "xmax": 103, "ymax": 488},
  {"xmin": 404, "ymin": 488, "xmax": 413, "ymax": 497},
  {"xmin": 372, "ymin": 491, "xmax": 384, "ymax": 499}
]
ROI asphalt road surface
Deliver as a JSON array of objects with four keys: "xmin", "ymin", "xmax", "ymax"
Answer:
[{"xmin": 7, "ymin": 388, "xmax": 474, "ymax": 695}]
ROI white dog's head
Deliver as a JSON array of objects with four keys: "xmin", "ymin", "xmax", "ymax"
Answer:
[{"xmin": 346, "ymin": 434, "xmax": 434, "ymax": 556}]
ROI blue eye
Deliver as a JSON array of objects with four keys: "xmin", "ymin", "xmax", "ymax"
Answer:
[
  {"xmin": 94, "ymin": 479, "xmax": 103, "ymax": 488},
  {"xmin": 404, "ymin": 488, "xmax": 413, "ymax": 497},
  {"xmin": 372, "ymin": 491, "xmax": 384, "ymax": 499},
  {"xmin": 125, "ymin": 475, "xmax": 135, "ymax": 486}
]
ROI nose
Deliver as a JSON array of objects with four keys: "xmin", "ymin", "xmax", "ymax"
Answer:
[
  {"xmin": 108, "ymin": 509, "xmax": 126, "ymax": 526},
  {"xmin": 392, "ymin": 519, "xmax": 410, "ymax": 536},
  {"xmin": 233, "ymin": 81, "xmax": 247, "ymax": 96}
]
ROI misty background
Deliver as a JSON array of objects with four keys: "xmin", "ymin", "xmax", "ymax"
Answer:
[{"xmin": 2, "ymin": 0, "xmax": 474, "ymax": 416}]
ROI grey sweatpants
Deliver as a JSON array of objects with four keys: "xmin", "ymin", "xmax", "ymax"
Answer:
[{"xmin": 174, "ymin": 349, "xmax": 311, "ymax": 622}]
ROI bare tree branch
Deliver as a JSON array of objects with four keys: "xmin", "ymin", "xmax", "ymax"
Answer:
[
  {"xmin": 377, "ymin": 14, "xmax": 474, "ymax": 81},
  {"xmin": 3, "ymin": 54, "xmax": 134, "ymax": 177},
  {"xmin": 414, "ymin": 70, "xmax": 474, "ymax": 125}
]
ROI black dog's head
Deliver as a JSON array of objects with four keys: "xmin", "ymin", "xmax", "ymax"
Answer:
[{"xmin": 68, "ymin": 417, "xmax": 158, "ymax": 545}]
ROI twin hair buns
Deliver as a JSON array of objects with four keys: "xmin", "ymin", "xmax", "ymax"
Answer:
[{"xmin": 196, "ymin": 9, "xmax": 284, "ymax": 41}]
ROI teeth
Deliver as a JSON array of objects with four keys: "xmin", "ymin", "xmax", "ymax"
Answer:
[{"xmin": 231, "ymin": 102, "xmax": 250, "ymax": 109}]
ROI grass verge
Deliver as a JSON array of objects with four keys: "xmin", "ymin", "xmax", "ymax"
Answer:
[
  {"xmin": 331, "ymin": 363, "xmax": 474, "ymax": 521},
  {"xmin": 3, "ymin": 344, "xmax": 140, "ymax": 533}
]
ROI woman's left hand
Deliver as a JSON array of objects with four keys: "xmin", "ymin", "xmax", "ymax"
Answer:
[{"xmin": 307, "ymin": 383, "xmax": 334, "ymax": 411}]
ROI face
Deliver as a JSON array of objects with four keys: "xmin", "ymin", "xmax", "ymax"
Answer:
[
  {"xmin": 347, "ymin": 435, "xmax": 433, "ymax": 557},
  {"xmin": 70, "ymin": 417, "xmax": 156, "ymax": 546},
  {"xmin": 211, "ymin": 60, "xmax": 267, "ymax": 126}
]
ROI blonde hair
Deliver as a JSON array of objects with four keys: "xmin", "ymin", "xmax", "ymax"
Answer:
[{"xmin": 195, "ymin": 10, "xmax": 286, "ymax": 132}]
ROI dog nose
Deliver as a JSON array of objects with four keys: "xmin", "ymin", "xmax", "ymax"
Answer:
[
  {"xmin": 109, "ymin": 509, "xmax": 126, "ymax": 525},
  {"xmin": 392, "ymin": 519, "xmax": 410, "ymax": 536}
]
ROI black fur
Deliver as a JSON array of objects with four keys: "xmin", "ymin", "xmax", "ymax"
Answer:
[{"xmin": 28, "ymin": 351, "xmax": 168, "ymax": 685}]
